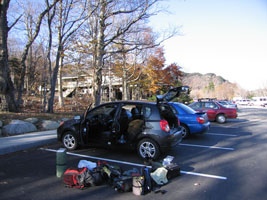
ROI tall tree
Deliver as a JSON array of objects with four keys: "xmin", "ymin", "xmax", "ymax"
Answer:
[
  {"xmin": 144, "ymin": 47, "xmax": 182, "ymax": 94},
  {"xmin": 0, "ymin": 0, "xmax": 20, "ymax": 112},
  {"xmin": 112, "ymin": 27, "xmax": 157, "ymax": 100},
  {"xmin": 68, "ymin": 0, "xmax": 176, "ymax": 104},
  {"xmin": 91, "ymin": 0, "xmax": 162, "ymax": 106},
  {"xmin": 47, "ymin": 0, "xmax": 89, "ymax": 113},
  {"xmin": 16, "ymin": 0, "xmax": 59, "ymax": 110}
]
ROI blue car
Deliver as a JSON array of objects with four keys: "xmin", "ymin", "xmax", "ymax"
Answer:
[{"xmin": 169, "ymin": 102, "xmax": 210, "ymax": 138}]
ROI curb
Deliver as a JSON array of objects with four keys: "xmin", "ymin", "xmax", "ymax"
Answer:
[{"xmin": 0, "ymin": 130, "xmax": 57, "ymax": 156}]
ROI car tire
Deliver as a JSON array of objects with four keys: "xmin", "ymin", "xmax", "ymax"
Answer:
[
  {"xmin": 137, "ymin": 138, "xmax": 160, "ymax": 160},
  {"xmin": 180, "ymin": 124, "xmax": 190, "ymax": 138},
  {"xmin": 62, "ymin": 131, "xmax": 78, "ymax": 150},
  {"xmin": 216, "ymin": 114, "xmax": 226, "ymax": 124}
]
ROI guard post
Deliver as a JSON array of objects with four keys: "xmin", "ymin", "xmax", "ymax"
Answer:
[{"xmin": 56, "ymin": 148, "xmax": 67, "ymax": 177}]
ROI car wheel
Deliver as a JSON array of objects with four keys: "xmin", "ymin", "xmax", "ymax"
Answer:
[
  {"xmin": 180, "ymin": 124, "xmax": 190, "ymax": 138},
  {"xmin": 216, "ymin": 114, "xmax": 226, "ymax": 124},
  {"xmin": 137, "ymin": 138, "xmax": 160, "ymax": 160},
  {"xmin": 62, "ymin": 132, "xmax": 78, "ymax": 150}
]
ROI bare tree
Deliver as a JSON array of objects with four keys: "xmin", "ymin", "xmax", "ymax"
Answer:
[
  {"xmin": 86, "ymin": 0, "xmax": 176, "ymax": 106},
  {"xmin": 15, "ymin": 0, "xmax": 59, "ymax": 111},
  {"xmin": 111, "ymin": 26, "xmax": 158, "ymax": 100},
  {"xmin": 46, "ymin": 0, "xmax": 89, "ymax": 113},
  {"xmin": 0, "ymin": 0, "xmax": 21, "ymax": 112}
]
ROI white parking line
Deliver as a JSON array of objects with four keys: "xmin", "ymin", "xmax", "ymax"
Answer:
[
  {"xmin": 40, "ymin": 148, "xmax": 149, "ymax": 168},
  {"xmin": 180, "ymin": 171, "xmax": 227, "ymax": 180},
  {"xmin": 179, "ymin": 143, "xmax": 234, "ymax": 151},
  {"xmin": 206, "ymin": 133, "xmax": 237, "ymax": 137},
  {"xmin": 211, "ymin": 125, "xmax": 240, "ymax": 129},
  {"xmin": 41, "ymin": 148, "xmax": 227, "ymax": 180}
]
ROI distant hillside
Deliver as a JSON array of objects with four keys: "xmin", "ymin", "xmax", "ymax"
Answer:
[{"xmin": 181, "ymin": 72, "xmax": 239, "ymax": 100}]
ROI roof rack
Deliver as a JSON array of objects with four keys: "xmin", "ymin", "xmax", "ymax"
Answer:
[{"xmin": 198, "ymin": 98, "xmax": 217, "ymax": 102}]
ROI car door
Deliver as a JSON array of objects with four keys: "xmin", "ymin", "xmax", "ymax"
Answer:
[
  {"xmin": 84, "ymin": 103, "xmax": 118, "ymax": 143},
  {"xmin": 203, "ymin": 102, "xmax": 219, "ymax": 120}
]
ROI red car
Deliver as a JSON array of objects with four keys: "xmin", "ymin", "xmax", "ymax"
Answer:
[{"xmin": 189, "ymin": 100, "xmax": 237, "ymax": 123}]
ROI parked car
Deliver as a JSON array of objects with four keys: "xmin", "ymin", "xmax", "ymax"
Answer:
[
  {"xmin": 250, "ymin": 97, "xmax": 267, "ymax": 107},
  {"xmin": 189, "ymin": 100, "xmax": 237, "ymax": 123},
  {"xmin": 169, "ymin": 102, "xmax": 210, "ymax": 138},
  {"xmin": 217, "ymin": 100, "xmax": 237, "ymax": 109},
  {"xmin": 236, "ymin": 99, "xmax": 250, "ymax": 106},
  {"xmin": 57, "ymin": 86, "xmax": 189, "ymax": 159}
]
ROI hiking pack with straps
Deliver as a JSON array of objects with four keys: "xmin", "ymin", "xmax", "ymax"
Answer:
[{"xmin": 63, "ymin": 167, "xmax": 96, "ymax": 189}]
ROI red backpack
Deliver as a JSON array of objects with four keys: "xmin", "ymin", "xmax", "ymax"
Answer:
[{"xmin": 63, "ymin": 167, "xmax": 95, "ymax": 189}]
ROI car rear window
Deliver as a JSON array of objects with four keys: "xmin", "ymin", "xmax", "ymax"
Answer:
[{"xmin": 177, "ymin": 103, "xmax": 196, "ymax": 114}]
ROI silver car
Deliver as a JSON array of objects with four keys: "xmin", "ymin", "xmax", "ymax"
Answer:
[{"xmin": 218, "ymin": 101, "xmax": 237, "ymax": 109}]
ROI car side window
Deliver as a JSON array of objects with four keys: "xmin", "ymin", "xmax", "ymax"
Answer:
[
  {"xmin": 86, "ymin": 104, "xmax": 117, "ymax": 119},
  {"xmin": 204, "ymin": 102, "xmax": 219, "ymax": 109},
  {"xmin": 142, "ymin": 106, "xmax": 152, "ymax": 119}
]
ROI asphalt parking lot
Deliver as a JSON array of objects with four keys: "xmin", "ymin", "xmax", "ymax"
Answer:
[{"xmin": 1, "ymin": 107, "xmax": 267, "ymax": 200}]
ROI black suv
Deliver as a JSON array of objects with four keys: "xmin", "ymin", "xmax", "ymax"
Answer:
[{"xmin": 57, "ymin": 86, "xmax": 189, "ymax": 159}]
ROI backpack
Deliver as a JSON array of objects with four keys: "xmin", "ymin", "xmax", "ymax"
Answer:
[
  {"xmin": 102, "ymin": 164, "xmax": 122, "ymax": 185},
  {"xmin": 63, "ymin": 167, "xmax": 95, "ymax": 189},
  {"xmin": 113, "ymin": 176, "xmax": 133, "ymax": 192},
  {"xmin": 91, "ymin": 167, "xmax": 104, "ymax": 186}
]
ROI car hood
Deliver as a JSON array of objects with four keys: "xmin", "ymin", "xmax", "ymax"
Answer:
[{"xmin": 62, "ymin": 117, "xmax": 82, "ymax": 127}]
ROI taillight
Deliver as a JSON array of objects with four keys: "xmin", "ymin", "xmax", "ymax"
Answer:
[
  {"xmin": 176, "ymin": 116, "xmax": 180, "ymax": 126},
  {"xmin": 160, "ymin": 120, "xmax": 170, "ymax": 133},
  {"xmin": 197, "ymin": 117, "xmax": 205, "ymax": 124}
]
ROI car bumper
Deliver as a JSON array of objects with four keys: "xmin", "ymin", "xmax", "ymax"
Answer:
[
  {"xmin": 227, "ymin": 113, "xmax": 238, "ymax": 119},
  {"xmin": 160, "ymin": 128, "xmax": 183, "ymax": 152},
  {"xmin": 189, "ymin": 122, "xmax": 210, "ymax": 134}
]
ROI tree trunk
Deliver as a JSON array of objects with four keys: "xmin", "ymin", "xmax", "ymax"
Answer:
[
  {"xmin": 47, "ymin": 0, "xmax": 62, "ymax": 113},
  {"xmin": 47, "ymin": 45, "xmax": 62, "ymax": 113},
  {"xmin": 122, "ymin": 50, "xmax": 128, "ymax": 100},
  {"xmin": 26, "ymin": 14, "xmax": 33, "ymax": 95},
  {"xmin": 0, "ymin": 0, "xmax": 17, "ymax": 112},
  {"xmin": 94, "ymin": 0, "xmax": 105, "ymax": 106},
  {"xmin": 58, "ymin": 55, "xmax": 64, "ymax": 107}
]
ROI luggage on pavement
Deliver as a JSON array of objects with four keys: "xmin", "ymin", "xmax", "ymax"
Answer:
[
  {"xmin": 164, "ymin": 163, "xmax": 181, "ymax": 180},
  {"xmin": 63, "ymin": 167, "xmax": 95, "ymax": 189},
  {"xmin": 113, "ymin": 176, "xmax": 133, "ymax": 192},
  {"xmin": 143, "ymin": 167, "xmax": 152, "ymax": 193}
]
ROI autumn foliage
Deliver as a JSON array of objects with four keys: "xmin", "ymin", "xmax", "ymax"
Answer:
[{"xmin": 143, "ymin": 47, "xmax": 182, "ymax": 94}]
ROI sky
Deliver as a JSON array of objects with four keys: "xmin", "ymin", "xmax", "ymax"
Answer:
[{"xmin": 149, "ymin": 0, "xmax": 267, "ymax": 91}]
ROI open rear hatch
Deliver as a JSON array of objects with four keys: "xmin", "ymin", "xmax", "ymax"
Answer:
[
  {"xmin": 157, "ymin": 86, "xmax": 190, "ymax": 129},
  {"xmin": 156, "ymin": 86, "xmax": 189, "ymax": 104}
]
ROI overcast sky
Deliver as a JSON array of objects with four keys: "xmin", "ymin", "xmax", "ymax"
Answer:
[{"xmin": 149, "ymin": 0, "xmax": 267, "ymax": 91}]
